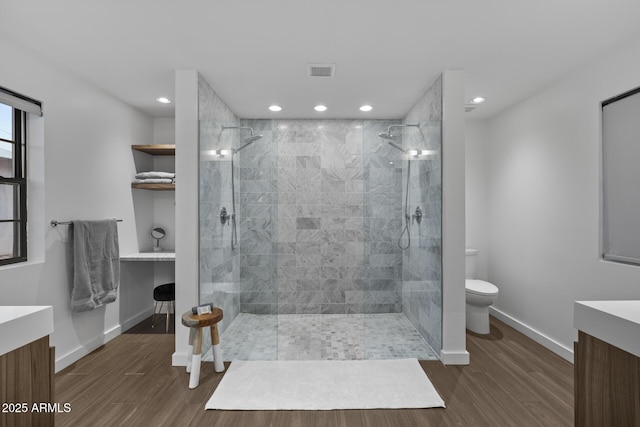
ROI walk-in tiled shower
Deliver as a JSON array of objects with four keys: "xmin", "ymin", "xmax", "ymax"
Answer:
[{"xmin": 198, "ymin": 74, "xmax": 442, "ymax": 361}]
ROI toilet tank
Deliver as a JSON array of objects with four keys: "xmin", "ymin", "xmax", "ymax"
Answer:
[{"xmin": 465, "ymin": 249, "xmax": 478, "ymax": 279}]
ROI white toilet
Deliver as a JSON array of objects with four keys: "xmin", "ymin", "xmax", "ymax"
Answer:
[{"xmin": 465, "ymin": 249, "xmax": 499, "ymax": 334}]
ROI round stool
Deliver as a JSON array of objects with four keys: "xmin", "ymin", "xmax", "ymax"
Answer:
[{"xmin": 181, "ymin": 308, "xmax": 224, "ymax": 389}]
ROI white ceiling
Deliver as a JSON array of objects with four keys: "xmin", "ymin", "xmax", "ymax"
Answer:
[{"xmin": 2, "ymin": 1, "xmax": 640, "ymax": 119}]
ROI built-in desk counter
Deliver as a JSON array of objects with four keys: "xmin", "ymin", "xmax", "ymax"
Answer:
[
  {"xmin": 120, "ymin": 252, "xmax": 176, "ymax": 262},
  {"xmin": 574, "ymin": 300, "xmax": 640, "ymax": 427}
]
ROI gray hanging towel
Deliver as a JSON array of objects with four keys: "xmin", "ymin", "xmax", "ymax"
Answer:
[{"xmin": 67, "ymin": 220, "xmax": 120, "ymax": 313}]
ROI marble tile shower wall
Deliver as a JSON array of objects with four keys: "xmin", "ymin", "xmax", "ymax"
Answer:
[
  {"xmin": 236, "ymin": 119, "xmax": 278, "ymax": 314},
  {"xmin": 401, "ymin": 75, "xmax": 443, "ymax": 351},
  {"xmin": 363, "ymin": 120, "xmax": 404, "ymax": 313},
  {"xmin": 276, "ymin": 120, "xmax": 365, "ymax": 315},
  {"xmin": 236, "ymin": 119, "xmax": 405, "ymax": 314},
  {"xmin": 198, "ymin": 75, "xmax": 241, "ymax": 335}
]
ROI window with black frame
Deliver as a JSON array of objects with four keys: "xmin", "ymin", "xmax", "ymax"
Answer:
[
  {"xmin": 0, "ymin": 101, "xmax": 27, "ymax": 265},
  {"xmin": 601, "ymin": 86, "xmax": 640, "ymax": 266}
]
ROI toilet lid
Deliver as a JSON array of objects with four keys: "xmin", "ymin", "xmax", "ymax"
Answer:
[{"xmin": 465, "ymin": 279, "xmax": 499, "ymax": 296}]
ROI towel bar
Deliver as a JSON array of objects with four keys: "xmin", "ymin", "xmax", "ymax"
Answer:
[{"xmin": 50, "ymin": 219, "xmax": 123, "ymax": 227}]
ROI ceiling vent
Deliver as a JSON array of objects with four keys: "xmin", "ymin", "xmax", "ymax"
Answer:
[
  {"xmin": 465, "ymin": 104, "xmax": 477, "ymax": 112},
  {"xmin": 308, "ymin": 64, "xmax": 336, "ymax": 78}
]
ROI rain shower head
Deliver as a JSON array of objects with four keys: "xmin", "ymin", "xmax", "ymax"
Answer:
[
  {"xmin": 243, "ymin": 134, "xmax": 263, "ymax": 144},
  {"xmin": 235, "ymin": 134, "xmax": 263, "ymax": 152},
  {"xmin": 221, "ymin": 125, "xmax": 264, "ymax": 153},
  {"xmin": 378, "ymin": 123, "xmax": 420, "ymax": 141},
  {"xmin": 221, "ymin": 125, "xmax": 261, "ymax": 138},
  {"xmin": 378, "ymin": 132, "xmax": 397, "ymax": 140},
  {"xmin": 387, "ymin": 141, "xmax": 408, "ymax": 154}
]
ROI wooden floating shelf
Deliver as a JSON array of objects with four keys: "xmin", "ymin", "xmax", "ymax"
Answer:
[
  {"xmin": 132, "ymin": 144, "xmax": 175, "ymax": 155},
  {"xmin": 131, "ymin": 183, "xmax": 175, "ymax": 191}
]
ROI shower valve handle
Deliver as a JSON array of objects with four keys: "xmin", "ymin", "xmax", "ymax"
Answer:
[
  {"xmin": 220, "ymin": 207, "xmax": 231, "ymax": 225},
  {"xmin": 412, "ymin": 206, "xmax": 422, "ymax": 225}
]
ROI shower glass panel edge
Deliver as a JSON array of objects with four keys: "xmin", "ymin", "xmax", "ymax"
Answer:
[
  {"xmin": 403, "ymin": 119, "xmax": 442, "ymax": 359},
  {"xmin": 362, "ymin": 119, "xmax": 442, "ymax": 361},
  {"xmin": 364, "ymin": 119, "xmax": 404, "ymax": 360},
  {"xmin": 197, "ymin": 117, "xmax": 441, "ymax": 361},
  {"xmin": 199, "ymin": 119, "xmax": 258, "ymax": 361}
]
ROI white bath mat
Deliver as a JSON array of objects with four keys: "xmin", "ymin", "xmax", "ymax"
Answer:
[{"xmin": 205, "ymin": 358, "xmax": 445, "ymax": 410}]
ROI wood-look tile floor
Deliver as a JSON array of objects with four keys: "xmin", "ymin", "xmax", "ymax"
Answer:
[
  {"xmin": 54, "ymin": 316, "xmax": 574, "ymax": 427},
  {"xmin": 123, "ymin": 314, "xmax": 175, "ymax": 335}
]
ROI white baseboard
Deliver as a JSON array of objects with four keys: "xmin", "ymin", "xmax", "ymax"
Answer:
[
  {"xmin": 172, "ymin": 351, "xmax": 187, "ymax": 367},
  {"xmin": 54, "ymin": 308, "xmax": 156, "ymax": 373},
  {"xmin": 104, "ymin": 324, "xmax": 122, "ymax": 343},
  {"xmin": 439, "ymin": 349, "xmax": 470, "ymax": 365},
  {"xmin": 55, "ymin": 324, "xmax": 122, "ymax": 373},
  {"xmin": 489, "ymin": 307, "xmax": 574, "ymax": 363},
  {"xmin": 56, "ymin": 337, "xmax": 101, "ymax": 373},
  {"xmin": 120, "ymin": 307, "xmax": 155, "ymax": 332}
]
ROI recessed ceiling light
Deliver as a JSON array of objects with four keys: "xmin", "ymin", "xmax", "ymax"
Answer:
[
  {"xmin": 268, "ymin": 105, "xmax": 282, "ymax": 112},
  {"xmin": 470, "ymin": 96, "xmax": 485, "ymax": 104},
  {"xmin": 156, "ymin": 97, "xmax": 172, "ymax": 104},
  {"xmin": 359, "ymin": 105, "xmax": 373, "ymax": 112},
  {"xmin": 314, "ymin": 105, "xmax": 327, "ymax": 112}
]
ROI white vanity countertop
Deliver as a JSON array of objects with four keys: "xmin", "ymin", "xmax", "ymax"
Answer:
[
  {"xmin": 120, "ymin": 252, "xmax": 176, "ymax": 261},
  {"xmin": 0, "ymin": 306, "xmax": 54, "ymax": 356},
  {"xmin": 574, "ymin": 300, "xmax": 640, "ymax": 357}
]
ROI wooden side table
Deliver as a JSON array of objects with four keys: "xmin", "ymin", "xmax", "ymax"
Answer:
[{"xmin": 181, "ymin": 308, "xmax": 224, "ymax": 389}]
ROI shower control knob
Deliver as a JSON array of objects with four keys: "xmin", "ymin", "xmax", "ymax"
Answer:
[
  {"xmin": 220, "ymin": 207, "xmax": 231, "ymax": 225},
  {"xmin": 412, "ymin": 206, "xmax": 422, "ymax": 225}
]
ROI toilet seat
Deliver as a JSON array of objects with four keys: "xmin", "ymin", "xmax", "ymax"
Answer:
[{"xmin": 465, "ymin": 279, "xmax": 499, "ymax": 296}]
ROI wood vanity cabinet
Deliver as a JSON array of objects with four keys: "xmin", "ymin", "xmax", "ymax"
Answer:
[
  {"xmin": 574, "ymin": 331, "xmax": 640, "ymax": 427},
  {"xmin": 0, "ymin": 336, "xmax": 55, "ymax": 427}
]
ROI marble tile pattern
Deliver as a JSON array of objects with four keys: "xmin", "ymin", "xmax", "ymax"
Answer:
[
  {"xmin": 200, "ymin": 282, "xmax": 240, "ymax": 339},
  {"xmin": 198, "ymin": 76, "xmax": 241, "ymax": 352},
  {"xmin": 204, "ymin": 313, "xmax": 438, "ymax": 361},
  {"xmin": 404, "ymin": 74, "xmax": 443, "ymax": 124},
  {"xmin": 363, "ymin": 120, "xmax": 404, "ymax": 313},
  {"xmin": 253, "ymin": 119, "xmax": 407, "ymax": 314},
  {"xmin": 201, "ymin": 117, "xmax": 413, "ymax": 318},
  {"xmin": 273, "ymin": 120, "xmax": 366, "ymax": 314},
  {"xmin": 198, "ymin": 100, "xmax": 443, "ymax": 354},
  {"xmin": 400, "ymin": 75, "xmax": 443, "ymax": 352},
  {"xmin": 237, "ymin": 119, "xmax": 278, "ymax": 314},
  {"xmin": 198, "ymin": 74, "xmax": 238, "ymax": 124}
]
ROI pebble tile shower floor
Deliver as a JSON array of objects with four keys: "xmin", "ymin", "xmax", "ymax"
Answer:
[{"xmin": 203, "ymin": 313, "xmax": 438, "ymax": 361}]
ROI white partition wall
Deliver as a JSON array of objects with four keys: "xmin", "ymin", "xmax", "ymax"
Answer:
[
  {"xmin": 173, "ymin": 70, "xmax": 200, "ymax": 366},
  {"xmin": 441, "ymin": 70, "xmax": 469, "ymax": 364}
]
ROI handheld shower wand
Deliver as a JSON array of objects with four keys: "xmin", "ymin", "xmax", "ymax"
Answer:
[
  {"xmin": 379, "ymin": 123, "xmax": 421, "ymax": 250},
  {"xmin": 220, "ymin": 126, "xmax": 265, "ymax": 250}
]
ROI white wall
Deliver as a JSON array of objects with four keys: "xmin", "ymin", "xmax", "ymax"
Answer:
[
  {"xmin": 478, "ymin": 35, "xmax": 640, "ymax": 362},
  {"xmin": 465, "ymin": 120, "xmax": 489, "ymax": 280},
  {"xmin": 151, "ymin": 118, "xmax": 176, "ymax": 252},
  {"xmin": 440, "ymin": 70, "xmax": 469, "ymax": 364},
  {"xmin": 0, "ymin": 36, "xmax": 154, "ymax": 371},
  {"xmin": 151, "ymin": 118, "xmax": 176, "ymax": 305},
  {"xmin": 173, "ymin": 70, "xmax": 200, "ymax": 366}
]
